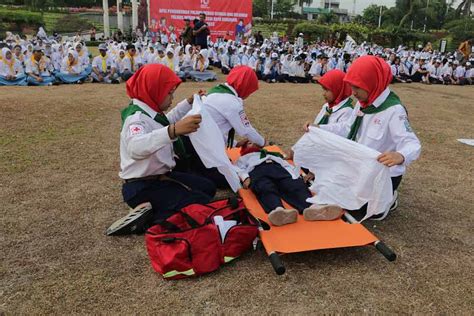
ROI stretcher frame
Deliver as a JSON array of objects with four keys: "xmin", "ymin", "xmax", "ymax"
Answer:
[{"xmin": 227, "ymin": 146, "xmax": 396, "ymax": 275}]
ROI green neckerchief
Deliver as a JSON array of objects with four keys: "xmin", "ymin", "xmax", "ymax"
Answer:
[
  {"xmin": 347, "ymin": 91, "xmax": 402, "ymax": 141},
  {"xmin": 207, "ymin": 83, "xmax": 237, "ymax": 96},
  {"xmin": 120, "ymin": 103, "xmax": 188, "ymax": 161},
  {"xmin": 207, "ymin": 84, "xmax": 238, "ymax": 147},
  {"xmin": 260, "ymin": 149, "xmax": 284, "ymax": 159},
  {"xmin": 318, "ymin": 98, "xmax": 353, "ymax": 125}
]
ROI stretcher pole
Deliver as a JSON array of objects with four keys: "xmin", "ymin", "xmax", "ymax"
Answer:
[
  {"xmin": 343, "ymin": 212, "xmax": 397, "ymax": 262},
  {"xmin": 257, "ymin": 224, "xmax": 286, "ymax": 275}
]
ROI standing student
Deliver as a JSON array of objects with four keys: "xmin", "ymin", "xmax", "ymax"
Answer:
[
  {"xmin": 0, "ymin": 47, "xmax": 27, "ymax": 86},
  {"xmin": 204, "ymin": 65, "xmax": 266, "ymax": 147},
  {"xmin": 342, "ymin": 56, "xmax": 421, "ymax": 219},
  {"xmin": 116, "ymin": 64, "xmax": 216, "ymax": 234},
  {"xmin": 91, "ymin": 43, "xmax": 119, "ymax": 84}
]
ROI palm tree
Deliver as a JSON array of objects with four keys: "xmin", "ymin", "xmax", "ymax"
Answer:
[{"xmin": 455, "ymin": 0, "xmax": 472, "ymax": 17}]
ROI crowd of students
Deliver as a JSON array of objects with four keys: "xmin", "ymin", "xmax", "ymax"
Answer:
[{"xmin": 1, "ymin": 27, "xmax": 473, "ymax": 87}]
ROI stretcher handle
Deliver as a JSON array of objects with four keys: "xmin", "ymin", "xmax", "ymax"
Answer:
[
  {"xmin": 269, "ymin": 252, "xmax": 286, "ymax": 275},
  {"xmin": 374, "ymin": 241, "xmax": 397, "ymax": 261}
]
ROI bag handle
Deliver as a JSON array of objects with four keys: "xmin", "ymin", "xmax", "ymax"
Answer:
[{"xmin": 179, "ymin": 210, "xmax": 200, "ymax": 228}]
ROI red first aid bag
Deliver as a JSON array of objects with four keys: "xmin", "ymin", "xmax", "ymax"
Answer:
[{"xmin": 145, "ymin": 198, "xmax": 258, "ymax": 280}]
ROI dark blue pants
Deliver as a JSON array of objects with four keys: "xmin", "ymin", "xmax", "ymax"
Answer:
[
  {"xmin": 122, "ymin": 171, "xmax": 216, "ymax": 223},
  {"xmin": 249, "ymin": 162, "xmax": 312, "ymax": 214}
]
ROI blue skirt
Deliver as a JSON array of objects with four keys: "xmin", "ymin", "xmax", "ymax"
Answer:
[
  {"xmin": 189, "ymin": 70, "xmax": 217, "ymax": 82},
  {"xmin": 55, "ymin": 71, "xmax": 89, "ymax": 84},
  {"xmin": 27, "ymin": 75, "xmax": 57, "ymax": 86},
  {"xmin": 0, "ymin": 74, "xmax": 27, "ymax": 86}
]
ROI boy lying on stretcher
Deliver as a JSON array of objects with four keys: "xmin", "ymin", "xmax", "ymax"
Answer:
[{"xmin": 234, "ymin": 141, "xmax": 344, "ymax": 226}]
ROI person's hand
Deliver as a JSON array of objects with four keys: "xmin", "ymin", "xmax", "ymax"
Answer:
[
  {"xmin": 174, "ymin": 114, "xmax": 202, "ymax": 136},
  {"xmin": 377, "ymin": 152, "xmax": 405, "ymax": 167},
  {"xmin": 286, "ymin": 149, "xmax": 294, "ymax": 160},
  {"xmin": 303, "ymin": 121, "xmax": 312, "ymax": 132},
  {"xmin": 98, "ymin": 74, "xmax": 103, "ymax": 81},
  {"xmin": 243, "ymin": 178, "xmax": 251, "ymax": 189},
  {"xmin": 187, "ymin": 90, "xmax": 207, "ymax": 104},
  {"xmin": 303, "ymin": 172, "xmax": 315, "ymax": 183},
  {"xmin": 37, "ymin": 76, "xmax": 43, "ymax": 82},
  {"xmin": 235, "ymin": 138, "xmax": 249, "ymax": 148}
]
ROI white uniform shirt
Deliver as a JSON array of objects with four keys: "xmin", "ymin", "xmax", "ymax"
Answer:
[
  {"xmin": 319, "ymin": 88, "xmax": 421, "ymax": 177},
  {"xmin": 92, "ymin": 54, "xmax": 116, "ymax": 73},
  {"xmin": 119, "ymin": 98, "xmax": 192, "ymax": 179},
  {"xmin": 429, "ymin": 64, "xmax": 443, "ymax": 79},
  {"xmin": 122, "ymin": 55, "xmax": 138, "ymax": 72},
  {"xmin": 60, "ymin": 57, "xmax": 83, "ymax": 74},
  {"xmin": 24, "ymin": 56, "xmax": 53, "ymax": 76},
  {"xmin": 0, "ymin": 58, "xmax": 24, "ymax": 77},
  {"xmin": 203, "ymin": 83, "xmax": 265, "ymax": 147},
  {"xmin": 313, "ymin": 98, "xmax": 353, "ymax": 125},
  {"xmin": 455, "ymin": 66, "xmax": 466, "ymax": 78},
  {"xmin": 235, "ymin": 152, "xmax": 300, "ymax": 182}
]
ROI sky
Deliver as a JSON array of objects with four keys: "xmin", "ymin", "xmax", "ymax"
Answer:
[{"xmin": 337, "ymin": 0, "xmax": 465, "ymax": 14}]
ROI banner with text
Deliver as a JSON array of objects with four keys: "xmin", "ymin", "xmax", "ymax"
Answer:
[{"xmin": 149, "ymin": 0, "xmax": 253, "ymax": 40}]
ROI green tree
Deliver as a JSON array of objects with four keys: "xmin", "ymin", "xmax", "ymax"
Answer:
[
  {"xmin": 362, "ymin": 4, "xmax": 388, "ymax": 27},
  {"xmin": 274, "ymin": 0, "xmax": 295, "ymax": 18}
]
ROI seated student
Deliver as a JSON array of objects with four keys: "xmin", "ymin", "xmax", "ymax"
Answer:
[
  {"xmin": 442, "ymin": 60, "xmax": 458, "ymax": 85},
  {"xmin": 289, "ymin": 55, "xmax": 309, "ymax": 84},
  {"xmin": 181, "ymin": 44, "xmax": 195, "ymax": 75},
  {"xmin": 118, "ymin": 64, "xmax": 216, "ymax": 233},
  {"xmin": 220, "ymin": 47, "xmax": 232, "ymax": 75},
  {"xmin": 189, "ymin": 49, "xmax": 217, "ymax": 82},
  {"xmin": 410, "ymin": 58, "xmax": 429, "ymax": 83},
  {"xmin": 91, "ymin": 44, "xmax": 119, "ymax": 84},
  {"xmin": 0, "ymin": 47, "xmax": 27, "ymax": 86},
  {"xmin": 25, "ymin": 46, "xmax": 57, "ymax": 86},
  {"xmin": 74, "ymin": 42, "xmax": 92, "ymax": 75},
  {"xmin": 341, "ymin": 56, "xmax": 421, "ymax": 219},
  {"xmin": 454, "ymin": 61, "xmax": 466, "ymax": 85},
  {"xmin": 114, "ymin": 49, "xmax": 126, "ymax": 77},
  {"xmin": 306, "ymin": 69, "xmax": 353, "ymax": 129},
  {"xmin": 391, "ymin": 57, "xmax": 409, "ymax": 83},
  {"xmin": 262, "ymin": 52, "xmax": 281, "ymax": 83},
  {"xmin": 55, "ymin": 50, "xmax": 90, "ymax": 84},
  {"xmin": 309, "ymin": 54, "xmax": 329, "ymax": 81},
  {"xmin": 428, "ymin": 60, "xmax": 444, "ymax": 84},
  {"xmin": 12, "ymin": 44, "xmax": 25, "ymax": 66},
  {"xmin": 204, "ymin": 66, "xmax": 265, "ymax": 147},
  {"xmin": 255, "ymin": 53, "xmax": 266, "ymax": 80},
  {"xmin": 460, "ymin": 61, "xmax": 473, "ymax": 85},
  {"xmin": 121, "ymin": 44, "xmax": 140, "ymax": 82},
  {"xmin": 161, "ymin": 47, "xmax": 186, "ymax": 80},
  {"xmin": 235, "ymin": 142, "xmax": 343, "ymax": 226},
  {"xmin": 337, "ymin": 53, "xmax": 352, "ymax": 73},
  {"xmin": 50, "ymin": 44, "xmax": 64, "ymax": 74}
]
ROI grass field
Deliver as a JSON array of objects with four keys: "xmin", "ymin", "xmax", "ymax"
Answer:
[{"xmin": 0, "ymin": 76, "xmax": 473, "ymax": 314}]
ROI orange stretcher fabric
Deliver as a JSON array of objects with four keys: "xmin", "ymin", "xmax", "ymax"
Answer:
[{"xmin": 227, "ymin": 146, "xmax": 378, "ymax": 254}]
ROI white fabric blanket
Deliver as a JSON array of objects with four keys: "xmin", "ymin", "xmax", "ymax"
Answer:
[
  {"xmin": 185, "ymin": 95, "xmax": 242, "ymax": 192},
  {"xmin": 457, "ymin": 139, "xmax": 474, "ymax": 147},
  {"xmin": 293, "ymin": 127, "xmax": 393, "ymax": 222}
]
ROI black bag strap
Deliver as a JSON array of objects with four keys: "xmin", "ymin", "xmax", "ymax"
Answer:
[{"xmin": 179, "ymin": 210, "xmax": 200, "ymax": 228}]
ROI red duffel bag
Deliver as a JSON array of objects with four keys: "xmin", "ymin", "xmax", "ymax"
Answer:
[{"xmin": 145, "ymin": 198, "xmax": 259, "ymax": 280}]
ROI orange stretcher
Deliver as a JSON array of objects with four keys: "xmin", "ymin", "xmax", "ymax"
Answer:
[{"xmin": 227, "ymin": 145, "xmax": 396, "ymax": 275}]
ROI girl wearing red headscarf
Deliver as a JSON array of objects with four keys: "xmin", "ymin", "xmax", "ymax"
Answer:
[
  {"xmin": 342, "ymin": 55, "xmax": 421, "ymax": 219},
  {"xmin": 204, "ymin": 65, "xmax": 266, "ymax": 148},
  {"xmin": 304, "ymin": 69, "xmax": 353, "ymax": 131},
  {"xmin": 109, "ymin": 64, "xmax": 216, "ymax": 235}
]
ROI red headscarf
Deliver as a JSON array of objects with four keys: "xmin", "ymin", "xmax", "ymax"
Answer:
[
  {"xmin": 343, "ymin": 55, "xmax": 393, "ymax": 108},
  {"xmin": 126, "ymin": 64, "xmax": 182, "ymax": 113},
  {"xmin": 318, "ymin": 69, "xmax": 352, "ymax": 108},
  {"xmin": 240, "ymin": 142, "xmax": 262, "ymax": 156},
  {"xmin": 226, "ymin": 66, "xmax": 259, "ymax": 99}
]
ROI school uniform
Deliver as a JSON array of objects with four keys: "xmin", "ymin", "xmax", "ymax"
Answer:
[
  {"xmin": 56, "ymin": 52, "xmax": 89, "ymax": 84},
  {"xmin": 428, "ymin": 64, "xmax": 443, "ymax": 84},
  {"xmin": 0, "ymin": 49, "xmax": 27, "ymax": 86},
  {"xmin": 204, "ymin": 83, "xmax": 265, "ymax": 147},
  {"xmin": 235, "ymin": 151, "xmax": 311, "ymax": 214},
  {"xmin": 121, "ymin": 97, "xmax": 215, "ymax": 223},
  {"xmin": 91, "ymin": 54, "xmax": 118, "ymax": 83},
  {"xmin": 314, "ymin": 98, "xmax": 353, "ymax": 126},
  {"xmin": 121, "ymin": 54, "xmax": 139, "ymax": 81},
  {"xmin": 24, "ymin": 55, "xmax": 56, "ymax": 86}
]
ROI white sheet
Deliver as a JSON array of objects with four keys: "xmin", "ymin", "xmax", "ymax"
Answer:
[
  {"xmin": 292, "ymin": 127, "xmax": 393, "ymax": 222},
  {"xmin": 457, "ymin": 139, "xmax": 474, "ymax": 147},
  {"xmin": 186, "ymin": 95, "xmax": 242, "ymax": 192}
]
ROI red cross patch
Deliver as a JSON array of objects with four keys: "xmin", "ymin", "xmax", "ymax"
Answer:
[{"xmin": 129, "ymin": 124, "xmax": 145, "ymax": 136}]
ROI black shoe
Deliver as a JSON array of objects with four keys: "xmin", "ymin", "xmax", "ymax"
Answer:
[
  {"xmin": 111, "ymin": 79, "xmax": 120, "ymax": 84},
  {"xmin": 106, "ymin": 202, "xmax": 153, "ymax": 236}
]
